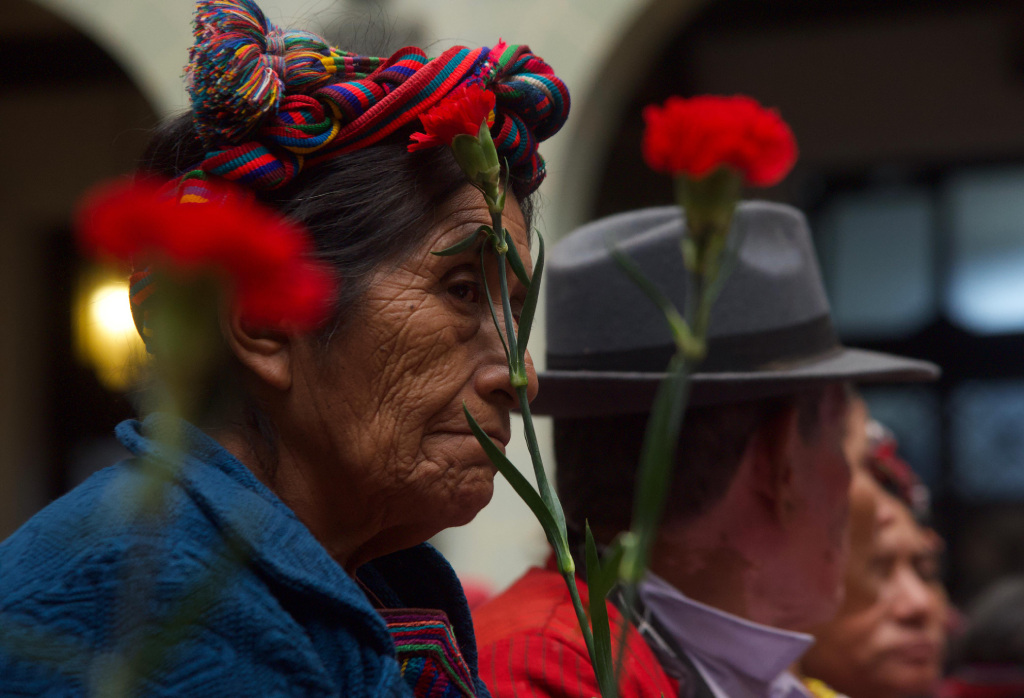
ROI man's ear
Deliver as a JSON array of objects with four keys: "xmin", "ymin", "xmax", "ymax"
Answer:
[
  {"xmin": 221, "ymin": 307, "xmax": 292, "ymax": 392},
  {"xmin": 749, "ymin": 406, "xmax": 801, "ymax": 524}
]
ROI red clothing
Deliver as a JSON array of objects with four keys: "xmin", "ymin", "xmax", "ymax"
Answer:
[{"xmin": 473, "ymin": 565, "xmax": 678, "ymax": 698}]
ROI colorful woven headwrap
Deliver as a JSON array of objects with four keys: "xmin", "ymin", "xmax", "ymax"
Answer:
[
  {"xmin": 129, "ymin": 0, "xmax": 570, "ymax": 347},
  {"xmin": 866, "ymin": 418, "xmax": 931, "ymax": 523},
  {"xmin": 181, "ymin": 0, "xmax": 569, "ymax": 194}
]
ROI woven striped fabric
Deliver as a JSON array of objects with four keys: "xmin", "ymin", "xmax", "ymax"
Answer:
[
  {"xmin": 184, "ymin": 0, "xmax": 569, "ymax": 195},
  {"xmin": 128, "ymin": 267, "xmax": 156, "ymax": 342},
  {"xmin": 380, "ymin": 608, "xmax": 477, "ymax": 698}
]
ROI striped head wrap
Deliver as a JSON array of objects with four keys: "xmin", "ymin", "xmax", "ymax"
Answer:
[
  {"xmin": 181, "ymin": 0, "xmax": 570, "ymax": 195},
  {"xmin": 128, "ymin": 0, "xmax": 569, "ymax": 348},
  {"xmin": 866, "ymin": 418, "xmax": 931, "ymax": 522}
]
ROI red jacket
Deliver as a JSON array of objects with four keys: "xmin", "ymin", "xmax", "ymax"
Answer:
[{"xmin": 473, "ymin": 565, "xmax": 678, "ymax": 697}]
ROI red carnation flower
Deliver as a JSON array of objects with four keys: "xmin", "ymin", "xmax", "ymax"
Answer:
[
  {"xmin": 641, "ymin": 95, "xmax": 797, "ymax": 186},
  {"xmin": 408, "ymin": 83, "xmax": 497, "ymax": 151},
  {"xmin": 76, "ymin": 178, "xmax": 336, "ymax": 331}
]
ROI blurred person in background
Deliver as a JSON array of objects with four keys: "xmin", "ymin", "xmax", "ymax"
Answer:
[
  {"xmin": 801, "ymin": 396, "xmax": 949, "ymax": 698},
  {"xmin": 940, "ymin": 576, "xmax": 1024, "ymax": 698}
]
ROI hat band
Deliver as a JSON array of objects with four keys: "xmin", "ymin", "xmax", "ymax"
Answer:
[{"xmin": 547, "ymin": 314, "xmax": 839, "ymax": 374}]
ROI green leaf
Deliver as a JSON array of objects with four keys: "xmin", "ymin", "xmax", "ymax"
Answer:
[
  {"xmin": 585, "ymin": 524, "xmax": 618, "ymax": 698},
  {"xmin": 607, "ymin": 242, "xmax": 696, "ymax": 356},
  {"xmin": 594, "ymin": 537, "xmax": 625, "ymax": 595},
  {"xmin": 504, "ymin": 231, "xmax": 532, "ymax": 287},
  {"xmin": 516, "ymin": 230, "xmax": 544, "ymax": 366},
  {"xmin": 463, "ymin": 404, "xmax": 560, "ymax": 538},
  {"xmin": 432, "ymin": 225, "xmax": 490, "ymax": 256}
]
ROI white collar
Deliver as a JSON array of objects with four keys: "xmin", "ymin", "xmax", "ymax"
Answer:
[{"xmin": 639, "ymin": 573, "xmax": 814, "ymax": 698}]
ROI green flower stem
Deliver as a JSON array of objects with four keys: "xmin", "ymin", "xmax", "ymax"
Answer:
[
  {"xmin": 607, "ymin": 170, "xmax": 740, "ymax": 691},
  {"xmin": 517, "ymin": 384, "xmax": 603, "ymax": 691},
  {"xmin": 486, "ymin": 197, "xmax": 602, "ymax": 687},
  {"xmin": 611, "ymin": 342, "xmax": 695, "ymax": 692},
  {"xmin": 97, "ymin": 291, "xmax": 251, "ymax": 697},
  {"xmin": 480, "ymin": 215, "xmax": 608, "ymax": 693},
  {"xmin": 490, "ymin": 211, "xmax": 522, "ymax": 379}
]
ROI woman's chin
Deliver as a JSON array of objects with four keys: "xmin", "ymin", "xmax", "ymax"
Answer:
[
  {"xmin": 456, "ymin": 474, "xmax": 495, "ymax": 524},
  {"xmin": 445, "ymin": 477, "xmax": 496, "ymax": 528}
]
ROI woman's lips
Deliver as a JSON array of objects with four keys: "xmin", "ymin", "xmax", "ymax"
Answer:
[
  {"xmin": 482, "ymin": 425, "xmax": 511, "ymax": 446},
  {"xmin": 889, "ymin": 639, "xmax": 941, "ymax": 664},
  {"xmin": 443, "ymin": 428, "xmax": 511, "ymax": 448}
]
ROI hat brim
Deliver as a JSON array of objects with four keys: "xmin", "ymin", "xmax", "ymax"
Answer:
[{"xmin": 528, "ymin": 348, "xmax": 939, "ymax": 417}]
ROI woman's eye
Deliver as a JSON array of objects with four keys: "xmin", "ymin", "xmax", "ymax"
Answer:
[
  {"xmin": 448, "ymin": 281, "xmax": 480, "ymax": 303},
  {"xmin": 869, "ymin": 555, "xmax": 896, "ymax": 579},
  {"xmin": 914, "ymin": 554, "xmax": 943, "ymax": 583}
]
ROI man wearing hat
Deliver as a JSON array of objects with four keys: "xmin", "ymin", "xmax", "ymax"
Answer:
[{"xmin": 472, "ymin": 202, "xmax": 938, "ymax": 698}]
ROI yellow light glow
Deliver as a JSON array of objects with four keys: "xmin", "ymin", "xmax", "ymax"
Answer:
[
  {"xmin": 74, "ymin": 270, "xmax": 148, "ymax": 392},
  {"xmin": 89, "ymin": 283, "xmax": 138, "ymax": 339}
]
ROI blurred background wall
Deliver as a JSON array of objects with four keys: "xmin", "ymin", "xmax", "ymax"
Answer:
[{"xmin": 4, "ymin": 0, "xmax": 1024, "ymax": 607}]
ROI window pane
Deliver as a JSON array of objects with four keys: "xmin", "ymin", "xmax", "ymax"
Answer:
[
  {"xmin": 950, "ymin": 380, "xmax": 1024, "ymax": 500},
  {"xmin": 816, "ymin": 189, "xmax": 935, "ymax": 339},
  {"xmin": 946, "ymin": 167, "xmax": 1024, "ymax": 334},
  {"xmin": 861, "ymin": 387, "xmax": 942, "ymax": 494}
]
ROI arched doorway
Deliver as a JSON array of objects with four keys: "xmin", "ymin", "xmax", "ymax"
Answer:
[{"xmin": 0, "ymin": 0, "xmax": 159, "ymax": 537}]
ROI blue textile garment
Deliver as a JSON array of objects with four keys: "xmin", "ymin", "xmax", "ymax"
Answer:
[{"xmin": 0, "ymin": 415, "xmax": 490, "ymax": 697}]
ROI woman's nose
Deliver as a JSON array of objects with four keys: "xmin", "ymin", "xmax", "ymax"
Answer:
[
  {"xmin": 473, "ymin": 352, "xmax": 539, "ymax": 408},
  {"xmin": 476, "ymin": 305, "xmax": 538, "ymax": 408},
  {"xmin": 475, "ymin": 361, "xmax": 517, "ymax": 407},
  {"xmin": 891, "ymin": 566, "xmax": 934, "ymax": 624},
  {"xmin": 521, "ymin": 349, "xmax": 540, "ymax": 404}
]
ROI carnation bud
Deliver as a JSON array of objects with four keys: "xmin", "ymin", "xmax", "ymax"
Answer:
[
  {"xmin": 676, "ymin": 167, "xmax": 742, "ymax": 277},
  {"xmin": 450, "ymin": 122, "xmax": 502, "ymax": 210},
  {"xmin": 676, "ymin": 168, "xmax": 741, "ymax": 238}
]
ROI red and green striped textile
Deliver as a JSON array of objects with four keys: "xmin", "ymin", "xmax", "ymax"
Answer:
[{"xmin": 380, "ymin": 608, "xmax": 478, "ymax": 697}]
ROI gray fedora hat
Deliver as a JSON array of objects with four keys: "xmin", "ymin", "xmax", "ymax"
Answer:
[{"xmin": 533, "ymin": 201, "xmax": 939, "ymax": 417}]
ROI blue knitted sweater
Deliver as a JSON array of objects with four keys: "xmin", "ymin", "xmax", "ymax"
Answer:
[{"xmin": 0, "ymin": 415, "xmax": 490, "ymax": 697}]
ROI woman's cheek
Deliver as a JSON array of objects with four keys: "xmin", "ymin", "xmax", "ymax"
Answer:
[
  {"xmin": 444, "ymin": 298, "xmax": 481, "ymax": 342},
  {"xmin": 397, "ymin": 304, "xmax": 477, "ymax": 386}
]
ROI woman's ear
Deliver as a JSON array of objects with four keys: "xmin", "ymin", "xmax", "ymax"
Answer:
[
  {"xmin": 222, "ymin": 307, "xmax": 292, "ymax": 392},
  {"xmin": 750, "ymin": 406, "xmax": 801, "ymax": 524}
]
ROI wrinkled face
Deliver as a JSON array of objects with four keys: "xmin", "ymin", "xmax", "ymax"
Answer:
[
  {"xmin": 280, "ymin": 185, "xmax": 536, "ymax": 562},
  {"xmin": 804, "ymin": 493, "xmax": 947, "ymax": 698},
  {"xmin": 843, "ymin": 399, "xmax": 883, "ymax": 586},
  {"xmin": 770, "ymin": 384, "xmax": 853, "ymax": 631}
]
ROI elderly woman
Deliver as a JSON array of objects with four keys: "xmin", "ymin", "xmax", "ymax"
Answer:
[
  {"xmin": 801, "ymin": 397, "xmax": 948, "ymax": 698},
  {"xmin": 0, "ymin": 0, "xmax": 568, "ymax": 695}
]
